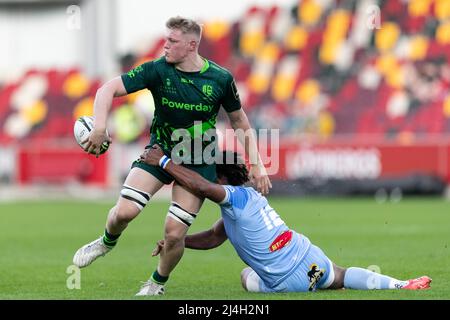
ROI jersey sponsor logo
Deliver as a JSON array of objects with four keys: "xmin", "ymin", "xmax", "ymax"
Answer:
[
  {"xmin": 161, "ymin": 97, "xmax": 213, "ymax": 113},
  {"xmin": 166, "ymin": 78, "xmax": 171, "ymax": 86},
  {"xmin": 181, "ymin": 78, "xmax": 194, "ymax": 84},
  {"xmin": 307, "ymin": 263, "xmax": 325, "ymax": 291},
  {"xmin": 202, "ymin": 84, "xmax": 213, "ymax": 96},
  {"xmin": 127, "ymin": 65, "xmax": 143, "ymax": 78},
  {"xmin": 269, "ymin": 230, "xmax": 292, "ymax": 252}
]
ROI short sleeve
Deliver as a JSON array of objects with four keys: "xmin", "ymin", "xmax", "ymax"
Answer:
[
  {"xmin": 220, "ymin": 75, "xmax": 242, "ymax": 113},
  {"xmin": 219, "ymin": 185, "xmax": 248, "ymax": 209},
  {"xmin": 121, "ymin": 61, "xmax": 157, "ymax": 94}
]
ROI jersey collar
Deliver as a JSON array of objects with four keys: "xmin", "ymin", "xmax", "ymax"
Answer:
[{"xmin": 200, "ymin": 58, "xmax": 209, "ymax": 74}]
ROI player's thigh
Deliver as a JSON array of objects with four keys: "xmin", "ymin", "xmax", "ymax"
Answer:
[
  {"xmin": 171, "ymin": 181, "xmax": 204, "ymax": 213},
  {"xmin": 169, "ymin": 163, "xmax": 214, "ymax": 213},
  {"xmin": 278, "ymin": 244, "xmax": 335, "ymax": 292},
  {"xmin": 116, "ymin": 167, "xmax": 165, "ymax": 215},
  {"xmin": 305, "ymin": 244, "xmax": 335, "ymax": 290},
  {"xmin": 123, "ymin": 167, "xmax": 165, "ymax": 194}
]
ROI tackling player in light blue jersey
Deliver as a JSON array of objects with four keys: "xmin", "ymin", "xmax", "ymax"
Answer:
[
  {"xmin": 217, "ymin": 185, "xmax": 315, "ymax": 291},
  {"xmin": 141, "ymin": 145, "xmax": 432, "ymax": 293}
]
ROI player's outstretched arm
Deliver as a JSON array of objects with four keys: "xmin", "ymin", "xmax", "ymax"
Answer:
[
  {"xmin": 186, "ymin": 219, "xmax": 227, "ymax": 250},
  {"xmin": 140, "ymin": 145, "xmax": 227, "ymax": 203},
  {"xmin": 83, "ymin": 76, "xmax": 127, "ymax": 156},
  {"xmin": 152, "ymin": 220, "xmax": 227, "ymax": 255}
]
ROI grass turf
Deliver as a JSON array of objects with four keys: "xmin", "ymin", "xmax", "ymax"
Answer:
[{"xmin": 0, "ymin": 197, "xmax": 449, "ymax": 300}]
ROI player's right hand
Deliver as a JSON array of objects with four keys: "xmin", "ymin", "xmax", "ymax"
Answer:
[
  {"xmin": 82, "ymin": 129, "xmax": 111, "ymax": 157},
  {"xmin": 249, "ymin": 164, "xmax": 272, "ymax": 196},
  {"xmin": 152, "ymin": 239, "xmax": 165, "ymax": 257}
]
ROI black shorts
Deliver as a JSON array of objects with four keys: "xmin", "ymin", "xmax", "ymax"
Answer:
[{"xmin": 131, "ymin": 138, "xmax": 217, "ymax": 184}]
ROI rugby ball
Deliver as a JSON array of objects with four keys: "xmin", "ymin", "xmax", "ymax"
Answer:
[{"xmin": 74, "ymin": 116, "xmax": 110, "ymax": 155}]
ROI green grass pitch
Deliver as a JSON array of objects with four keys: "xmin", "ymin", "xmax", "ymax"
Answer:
[{"xmin": 0, "ymin": 197, "xmax": 449, "ymax": 300}]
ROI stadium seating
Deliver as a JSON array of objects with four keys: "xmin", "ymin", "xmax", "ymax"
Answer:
[{"xmin": 1, "ymin": 0, "xmax": 450, "ymax": 144}]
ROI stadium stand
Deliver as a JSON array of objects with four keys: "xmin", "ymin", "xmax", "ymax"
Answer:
[{"xmin": 1, "ymin": 0, "xmax": 449, "ymax": 144}]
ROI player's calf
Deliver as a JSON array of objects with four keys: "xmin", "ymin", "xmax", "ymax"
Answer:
[
  {"xmin": 73, "ymin": 184, "xmax": 152, "ymax": 268},
  {"xmin": 156, "ymin": 203, "xmax": 196, "ymax": 274}
]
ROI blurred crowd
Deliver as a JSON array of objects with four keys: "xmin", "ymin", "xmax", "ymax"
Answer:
[{"xmin": 1, "ymin": 0, "xmax": 449, "ymax": 145}]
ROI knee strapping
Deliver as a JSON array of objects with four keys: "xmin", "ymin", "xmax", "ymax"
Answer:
[
  {"xmin": 167, "ymin": 202, "xmax": 197, "ymax": 226},
  {"xmin": 120, "ymin": 184, "xmax": 151, "ymax": 210}
]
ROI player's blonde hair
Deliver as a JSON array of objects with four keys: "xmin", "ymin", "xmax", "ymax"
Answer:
[{"xmin": 166, "ymin": 16, "xmax": 202, "ymax": 40}]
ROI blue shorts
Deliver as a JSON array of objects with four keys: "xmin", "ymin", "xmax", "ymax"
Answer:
[{"xmin": 247, "ymin": 244, "xmax": 335, "ymax": 293}]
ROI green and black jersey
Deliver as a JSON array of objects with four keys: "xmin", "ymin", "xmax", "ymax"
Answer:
[{"xmin": 121, "ymin": 56, "xmax": 241, "ymax": 162}]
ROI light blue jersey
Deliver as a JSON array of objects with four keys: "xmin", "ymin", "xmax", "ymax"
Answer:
[{"xmin": 219, "ymin": 185, "xmax": 311, "ymax": 289}]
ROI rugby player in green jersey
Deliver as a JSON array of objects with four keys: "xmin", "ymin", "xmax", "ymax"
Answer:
[{"xmin": 73, "ymin": 16, "xmax": 272, "ymax": 296}]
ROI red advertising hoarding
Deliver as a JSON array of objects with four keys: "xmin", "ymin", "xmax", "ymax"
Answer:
[
  {"xmin": 18, "ymin": 144, "xmax": 108, "ymax": 185},
  {"xmin": 271, "ymin": 141, "xmax": 450, "ymax": 183}
]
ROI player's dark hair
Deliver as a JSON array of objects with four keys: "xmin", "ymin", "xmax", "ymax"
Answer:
[
  {"xmin": 216, "ymin": 151, "xmax": 249, "ymax": 186},
  {"xmin": 166, "ymin": 16, "xmax": 202, "ymax": 39}
]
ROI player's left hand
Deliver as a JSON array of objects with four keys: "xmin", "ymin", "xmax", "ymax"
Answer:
[
  {"xmin": 249, "ymin": 164, "xmax": 272, "ymax": 196},
  {"xmin": 152, "ymin": 239, "xmax": 165, "ymax": 257},
  {"xmin": 140, "ymin": 144, "xmax": 164, "ymax": 166}
]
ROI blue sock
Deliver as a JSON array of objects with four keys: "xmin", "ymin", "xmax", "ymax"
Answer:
[{"xmin": 343, "ymin": 267, "xmax": 407, "ymax": 290}]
